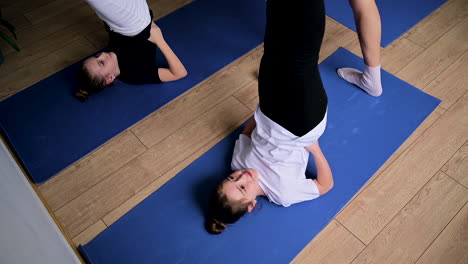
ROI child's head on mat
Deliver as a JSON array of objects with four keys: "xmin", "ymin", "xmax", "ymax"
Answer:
[
  {"xmin": 207, "ymin": 169, "xmax": 262, "ymax": 234},
  {"xmin": 75, "ymin": 52, "xmax": 120, "ymax": 102}
]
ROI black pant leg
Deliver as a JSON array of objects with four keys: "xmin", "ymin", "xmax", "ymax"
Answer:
[{"xmin": 258, "ymin": 0, "xmax": 328, "ymax": 137}]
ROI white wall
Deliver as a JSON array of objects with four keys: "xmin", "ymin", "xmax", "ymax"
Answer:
[{"xmin": 0, "ymin": 141, "xmax": 81, "ymax": 264}]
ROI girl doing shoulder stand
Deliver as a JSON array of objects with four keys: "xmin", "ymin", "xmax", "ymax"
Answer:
[
  {"xmin": 208, "ymin": 0, "xmax": 334, "ymax": 235},
  {"xmin": 76, "ymin": 0, "xmax": 187, "ymax": 101}
]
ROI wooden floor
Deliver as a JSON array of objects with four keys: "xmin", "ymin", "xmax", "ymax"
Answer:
[{"xmin": 1, "ymin": 0, "xmax": 467, "ymax": 263}]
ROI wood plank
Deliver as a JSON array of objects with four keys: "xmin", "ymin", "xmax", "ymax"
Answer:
[
  {"xmin": 0, "ymin": 3, "xmax": 99, "ymax": 62},
  {"xmin": 131, "ymin": 45, "xmax": 263, "ymax": 148},
  {"xmin": 0, "ymin": 84, "xmax": 9, "ymax": 99},
  {"xmin": 0, "ymin": 23, "xmax": 45, "ymax": 57},
  {"xmin": 397, "ymin": 17, "xmax": 468, "ymax": 89},
  {"xmin": 292, "ymin": 220, "xmax": 365, "ymax": 264},
  {"xmin": 1, "ymin": 0, "xmax": 55, "ymax": 20},
  {"xmin": 85, "ymin": 29, "xmax": 109, "ymax": 50},
  {"xmin": 72, "ymin": 220, "xmax": 107, "ymax": 247},
  {"xmin": 321, "ymin": 15, "xmax": 420, "ymax": 90},
  {"xmin": 423, "ymin": 50, "xmax": 468, "ymax": 110},
  {"xmin": 341, "ymin": 39, "xmax": 362, "ymax": 58},
  {"xmin": 441, "ymin": 141, "xmax": 468, "ymax": 188},
  {"xmin": 24, "ymin": 0, "xmax": 81, "ymax": 25},
  {"xmin": 29, "ymin": 3, "xmax": 97, "ymax": 37},
  {"xmin": 403, "ymin": 0, "xmax": 468, "ymax": 48},
  {"xmin": 415, "ymin": 203, "xmax": 468, "ymax": 264},
  {"xmin": 55, "ymin": 96, "xmax": 251, "ymax": 237},
  {"xmin": 149, "ymin": 0, "xmax": 194, "ymax": 20},
  {"xmin": 232, "ymin": 80, "xmax": 259, "ymax": 111},
  {"xmin": 103, "ymin": 109, "xmax": 252, "ymax": 226},
  {"xmin": 0, "ymin": 16, "xmax": 33, "ymax": 56},
  {"xmin": 0, "ymin": 37, "xmax": 95, "ymax": 98},
  {"xmin": 0, "ymin": 15, "xmax": 103, "ymax": 79},
  {"xmin": 320, "ymin": 17, "xmax": 357, "ymax": 62},
  {"xmin": 345, "ymin": 37, "xmax": 425, "ymax": 75},
  {"xmin": 336, "ymin": 93, "xmax": 468, "ymax": 244},
  {"xmin": 352, "ymin": 172, "xmax": 468, "ymax": 264},
  {"xmin": 38, "ymin": 131, "xmax": 147, "ymax": 211},
  {"xmin": 0, "ymin": 14, "xmax": 31, "ymax": 31}
]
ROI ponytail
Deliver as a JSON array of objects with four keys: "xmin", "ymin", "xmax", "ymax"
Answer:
[
  {"xmin": 206, "ymin": 183, "xmax": 250, "ymax": 235},
  {"xmin": 75, "ymin": 63, "xmax": 111, "ymax": 102},
  {"xmin": 75, "ymin": 89, "xmax": 89, "ymax": 102},
  {"xmin": 207, "ymin": 217, "xmax": 227, "ymax": 235}
]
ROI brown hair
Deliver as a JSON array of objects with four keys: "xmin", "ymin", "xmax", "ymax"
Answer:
[
  {"xmin": 75, "ymin": 64, "xmax": 112, "ymax": 102},
  {"xmin": 206, "ymin": 182, "xmax": 252, "ymax": 235}
]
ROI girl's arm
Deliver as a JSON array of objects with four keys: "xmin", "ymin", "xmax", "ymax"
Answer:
[
  {"xmin": 305, "ymin": 141, "xmax": 334, "ymax": 195},
  {"xmin": 148, "ymin": 22, "xmax": 188, "ymax": 82},
  {"xmin": 242, "ymin": 117, "xmax": 256, "ymax": 138}
]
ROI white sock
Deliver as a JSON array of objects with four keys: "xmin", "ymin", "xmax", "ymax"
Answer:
[{"xmin": 337, "ymin": 65, "xmax": 383, "ymax": 97}]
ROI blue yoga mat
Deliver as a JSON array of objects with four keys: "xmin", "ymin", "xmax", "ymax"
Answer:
[
  {"xmin": 325, "ymin": 0, "xmax": 447, "ymax": 47},
  {"xmin": 0, "ymin": 0, "xmax": 266, "ymax": 183},
  {"xmin": 79, "ymin": 48, "xmax": 440, "ymax": 264}
]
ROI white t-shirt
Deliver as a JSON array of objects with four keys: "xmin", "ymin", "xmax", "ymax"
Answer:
[
  {"xmin": 231, "ymin": 107, "xmax": 327, "ymax": 207},
  {"xmin": 85, "ymin": 0, "xmax": 151, "ymax": 36}
]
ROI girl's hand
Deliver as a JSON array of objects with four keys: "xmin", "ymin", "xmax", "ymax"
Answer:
[
  {"xmin": 149, "ymin": 22, "xmax": 164, "ymax": 45},
  {"xmin": 305, "ymin": 141, "xmax": 321, "ymax": 155}
]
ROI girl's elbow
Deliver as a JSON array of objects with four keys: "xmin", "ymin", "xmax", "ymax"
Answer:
[
  {"xmin": 174, "ymin": 68, "xmax": 187, "ymax": 80},
  {"xmin": 327, "ymin": 181, "xmax": 334, "ymax": 192},
  {"xmin": 179, "ymin": 69, "xmax": 188, "ymax": 78},
  {"xmin": 171, "ymin": 70, "xmax": 187, "ymax": 82},
  {"xmin": 319, "ymin": 181, "xmax": 334, "ymax": 195}
]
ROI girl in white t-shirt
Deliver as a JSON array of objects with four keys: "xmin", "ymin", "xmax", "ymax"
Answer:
[{"xmin": 207, "ymin": 0, "xmax": 334, "ymax": 235}]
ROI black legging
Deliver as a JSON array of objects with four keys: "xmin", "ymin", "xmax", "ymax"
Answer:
[{"xmin": 258, "ymin": 0, "xmax": 327, "ymax": 137}]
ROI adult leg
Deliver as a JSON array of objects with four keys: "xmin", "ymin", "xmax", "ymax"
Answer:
[{"xmin": 337, "ymin": 0, "xmax": 383, "ymax": 97}]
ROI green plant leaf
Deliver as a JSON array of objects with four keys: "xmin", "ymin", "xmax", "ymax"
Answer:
[
  {"xmin": 0, "ymin": 31, "xmax": 20, "ymax": 51},
  {"xmin": 0, "ymin": 18, "xmax": 17, "ymax": 39}
]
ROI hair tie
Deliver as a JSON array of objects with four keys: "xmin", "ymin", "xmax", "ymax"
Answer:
[
  {"xmin": 78, "ymin": 89, "xmax": 89, "ymax": 96},
  {"xmin": 213, "ymin": 218, "xmax": 226, "ymax": 229},
  {"xmin": 75, "ymin": 89, "xmax": 89, "ymax": 102}
]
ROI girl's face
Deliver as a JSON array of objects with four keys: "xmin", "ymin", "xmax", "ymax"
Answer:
[
  {"xmin": 222, "ymin": 169, "xmax": 260, "ymax": 205},
  {"xmin": 83, "ymin": 52, "xmax": 119, "ymax": 83}
]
